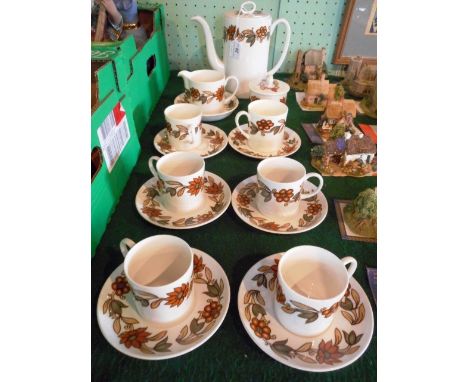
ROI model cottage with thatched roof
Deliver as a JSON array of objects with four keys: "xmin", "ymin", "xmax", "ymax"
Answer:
[{"xmin": 343, "ymin": 133, "xmax": 376, "ymax": 165}]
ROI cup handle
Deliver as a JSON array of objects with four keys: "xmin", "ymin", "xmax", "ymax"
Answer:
[
  {"xmin": 120, "ymin": 238, "xmax": 136, "ymax": 258},
  {"xmin": 341, "ymin": 257, "xmax": 358, "ymax": 278},
  {"xmin": 266, "ymin": 18, "xmax": 291, "ymax": 77},
  {"xmin": 223, "ymin": 76, "xmax": 239, "ymax": 104},
  {"xmin": 148, "ymin": 155, "xmax": 161, "ymax": 178},
  {"xmin": 301, "ymin": 172, "xmax": 324, "ymax": 199},
  {"xmin": 235, "ymin": 111, "xmax": 251, "ymax": 139}
]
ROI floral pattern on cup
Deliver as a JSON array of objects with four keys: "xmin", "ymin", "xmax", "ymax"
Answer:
[
  {"xmin": 166, "ymin": 121, "xmax": 201, "ymax": 141},
  {"xmin": 223, "ymin": 24, "xmax": 270, "ymax": 46},
  {"xmin": 257, "ymin": 179, "xmax": 301, "ymax": 206},
  {"xmin": 235, "ymin": 183, "xmax": 322, "ymax": 232},
  {"xmin": 243, "ymin": 287, "xmax": 364, "ymax": 365},
  {"xmin": 259, "ymin": 79, "xmax": 280, "ymax": 92},
  {"xmin": 184, "ymin": 86, "xmax": 224, "ymax": 104},
  {"xmin": 231, "ymin": 130, "xmax": 300, "ymax": 158},
  {"xmin": 248, "ymin": 118, "xmax": 285, "ymax": 136},
  {"xmin": 140, "ymin": 176, "xmax": 227, "ymax": 227},
  {"xmin": 102, "ymin": 254, "xmax": 225, "ymax": 354},
  {"xmin": 251, "ymin": 259, "xmax": 365, "ymax": 326},
  {"xmin": 132, "ymin": 281, "xmax": 193, "ymax": 310}
]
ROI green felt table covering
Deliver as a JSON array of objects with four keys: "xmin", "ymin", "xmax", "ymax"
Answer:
[{"xmin": 92, "ymin": 72, "xmax": 377, "ymax": 381}]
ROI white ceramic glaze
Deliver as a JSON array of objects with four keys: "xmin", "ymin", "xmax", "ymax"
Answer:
[
  {"xmin": 120, "ymin": 235, "xmax": 194, "ymax": 324},
  {"xmin": 148, "ymin": 152, "xmax": 205, "ymax": 213},
  {"xmin": 275, "ymin": 246, "xmax": 357, "ymax": 337},
  {"xmin": 164, "ymin": 104, "xmax": 203, "ymax": 150},
  {"xmin": 235, "ymin": 99, "xmax": 288, "ymax": 154},
  {"xmin": 256, "ymin": 157, "xmax": 323, "ymax": 218},
  {"xmin": 178, "ymin": 69, "xmax": 239, "ymax": 114},
  {"xmin": 192, "ymin": 1, "xmax": 291, "ymax": 98},
  {"xmin": 237, "ymin": 253, "xmax": 374, "ymax": 372},
  {"xmin": 97, "ymin": 248, "xmax": 230, "ymax": 360}
]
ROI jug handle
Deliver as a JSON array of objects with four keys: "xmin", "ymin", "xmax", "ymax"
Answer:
[
  {"xmin": 266, "ymin": 18, "xmax": 291, "ymax": 78},
  {"xmin": 234, "ymin": 111, "xmax": 251, "ymax": 139}
]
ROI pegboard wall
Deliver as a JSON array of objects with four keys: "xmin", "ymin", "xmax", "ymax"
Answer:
[{"xmin": 162, "ymin": 0, "xmax": 346, "ymax": 73}]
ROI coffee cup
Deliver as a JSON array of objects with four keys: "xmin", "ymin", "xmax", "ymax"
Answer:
[
  {"xmin": 234, "ymin": 99, "xmax": 288, "ymax": 153},
  {"xmin": 164, "ymin": 104, "xmax": 203, "ymax": 151},
  {"xmin": 148, "ymin": 152, "xmax": 205, "ymax": 213},
  {"xmin": 274, "ymin": 246, "xmax": 357, "ymax": 337},
  {"xmin": 178, "ymin": 69, "xmax": 239, "ymax": 114},
  {"xmin": 256, "ymin": 157, "xmax": 323, "ymax": 218},
  {"xmin": 120, "ymin": 235, "xmax": 194, "ymax": 323}
]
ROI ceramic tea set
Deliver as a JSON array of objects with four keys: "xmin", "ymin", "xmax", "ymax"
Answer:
[{"xmin": 97, "ymin": 1, "xmax": 374, "ymax": 372}]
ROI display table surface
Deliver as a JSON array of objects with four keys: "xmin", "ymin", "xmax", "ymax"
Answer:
[{"xmin": 92, "ymin": 72, "xmax": 377, "ymax": 381}]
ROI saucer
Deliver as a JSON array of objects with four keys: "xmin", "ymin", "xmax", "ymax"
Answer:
[
  {"xmin": 231, "ymin": 175, "xmax": 328, "ymax": 234},
  {"xmin": 135, "ymin": 171, "xmax": 231, "ymax": 229},
  {"xmin": 153, "ymin": 123, "xmax": 228, "ymax": 159},
  {"xmin": 228, "ymin": 125, "xmax": 301, "ymax": 159},
  {"xmin": 174, "ymin": 92, "xmax": 239, "ymax": 122},
  {"xmin": 97, "ymin": 248, "xmax": 230, "ymax": 360},
  {"xmin": 237, "ymin": 254, "xmax": 374, "ymax": 372}
]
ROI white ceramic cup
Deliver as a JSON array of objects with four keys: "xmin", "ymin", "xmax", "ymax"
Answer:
[
  {"xmin": 178, "ymin": 69, "xmax": 239, "ymax": 114},
  {"xmin": 235, "ymin": 99, "xmax": 288, "ymax": 153},
  {"xmin": 148, "ymin": 152, "xmax": 205, "ymax": 213},
  {"xmin": 255, "ymin": 157, "xmax": 323, "ymax": 218},
  {"xmin": 120, "ymin": 235, "xmax": 194, "ymax": 323},
  {"xmin": 164, "ymin": 104, "xmax": 203, "ymax": 151},
  {"xmin": 274, "ymin": 246, "xmax": 357, "ymax": 337}
]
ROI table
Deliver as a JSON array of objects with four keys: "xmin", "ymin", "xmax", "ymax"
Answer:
[{"xmin": 92, "ymin": 73, "xmax": 377, "ymax": 381}]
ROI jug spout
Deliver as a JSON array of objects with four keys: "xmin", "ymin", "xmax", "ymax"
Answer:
[
  {"xmin": 191, "ymin": 16, "xmax": 224, "ymax": 72},
  {"xmin": 177, "ymin": 70, "xmax": 192, "ymax": 89}
]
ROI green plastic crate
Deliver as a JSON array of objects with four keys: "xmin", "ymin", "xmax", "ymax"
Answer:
[{"xmin": 91, "ymin": 89, "xmax": 141, "ymax": 256}]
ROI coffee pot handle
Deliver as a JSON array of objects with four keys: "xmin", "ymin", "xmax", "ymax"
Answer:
[
  {"xmin": 235, "ymin": 111, "xmax": 251, "ymax": 139},
  {"xmin": 301, "ymin": 173, "xmax": 324, "ymax": 199},
  {"xmin": 341, "ymin": 257, "xmax": 358, "ymax": 278},
  {"xmin": 223, "ymin": 76, "xmax": 239, "ymax": 105},
  {"xmin": 148, "ymin": 156, "xmax": 161, "ymax": 178},
  {"xmin": 266, "ymin": 18, "xmax": 291, "ymax": 78},
  {"xmin": 120, "ymin": 238, "xmax": 136, "ymax": 258}
]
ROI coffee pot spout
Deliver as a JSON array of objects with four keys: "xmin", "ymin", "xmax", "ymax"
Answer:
[{"xmin": 191, "ymin": 15, "xmax": 224, "ymax": 72}]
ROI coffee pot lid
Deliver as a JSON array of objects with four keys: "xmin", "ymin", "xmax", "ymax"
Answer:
[
  {"xmin": 225, "ymin": 1, "xmax": 269, "ymax": 19},
  {"xmin": 249, "ymin": 75, "xmax": 290, "ymax": 96}
]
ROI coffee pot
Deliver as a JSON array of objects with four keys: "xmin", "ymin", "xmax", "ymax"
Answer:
[{"xmin": 192, "ymin": 1, "xmax": 291, "ymax": 99}]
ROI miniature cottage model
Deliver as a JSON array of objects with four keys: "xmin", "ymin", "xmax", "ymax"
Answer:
[
  {"xmin": 301, "ymin": 74, "xmax": 329, "ymax": 110},
  {"xmin": 343, "ymin": 133, "xmax": 376, "ymax": 165}
]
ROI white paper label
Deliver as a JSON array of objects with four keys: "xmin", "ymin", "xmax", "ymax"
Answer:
[
  {"xmin": 97, "ymin": 102, "xmax": 130, "ymax": 172},
  {"xmin": 229, "ymin": 41, "xmax": 241, "ymax": 59}
]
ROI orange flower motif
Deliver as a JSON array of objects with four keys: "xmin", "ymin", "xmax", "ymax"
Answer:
[
  {"xmin": 273, "ymin": 189, "xmax": 294, "ymax": 203},
  {"xmin": 165, "ymin": 283, "xmax": 190, "ymax": 307},
  {"xmin": 190, "ymin": 87, "xmax": 200, "ymax": 99},
  {"xmin": 256, "ymin": 26, "xmax": 268, "ymax": 39},
  {"xmin": 282, "ymin": 144, "xmax": 295, "ymax": 154},
  {"xmin": 205, "ymin": 181, "xmax": 223, "ymax": 195},
  {"xmin": 159, "ymin": 141, "xmax": 172, "ymax": 152},
  {"xmin": 141, "ymin": 206, "xmax": 163, "ymax": 218},
  {"xmin": 119, "ymin": 327, "xmax": 151, "ymax": 349},
  {"xmin": 307, "ymin": 203, "xmax": 322, "ymax": 215},
  {"xmin": 112, "ymin": 276, "xmax": 130, "ymax": 297},
  {"xmin": 214, "ymin": 86, "xmax": 225, "ymax": 102},
  {"xmin": 250, "ymin": 95, "xmax": 260, "ymax": 102},
  {"xmin": 256, "ymin": 119, "xmax": 274, "ymax": 131},
  {"xmin": 193, "ymin": 254, "xmax": 205, "ymax": 274},
  {"xmin": 250, "ymin": 317, "xmax": 272, "ymax": 340},
  {"xmin": 187, "ymin": 176, "xmax": 204, "ymax": 196},
  {"xmin": 226, "ymin": 25, "xmax": 236, "ymax": 40},
  {"xmin": 280, "ymin": 96, "xmax": 286, "ymax": 104},
  {"xmin": 209, "ymin": 132, "xmax": 224, "ymax": 146},
  {"xmin": 316, "ymin": 339, "xmax": 343, "ymax": 365},
  {"xmin": 237, "ymin": 193, "xmax": 251, "ymax": 206},
  {"xmin": 196, "ymin": 212, "xmax": 213, "ymax": 222},
  {"xmin": 321, "ymin": 302, "xmax": 339, "ymax": 318}
]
